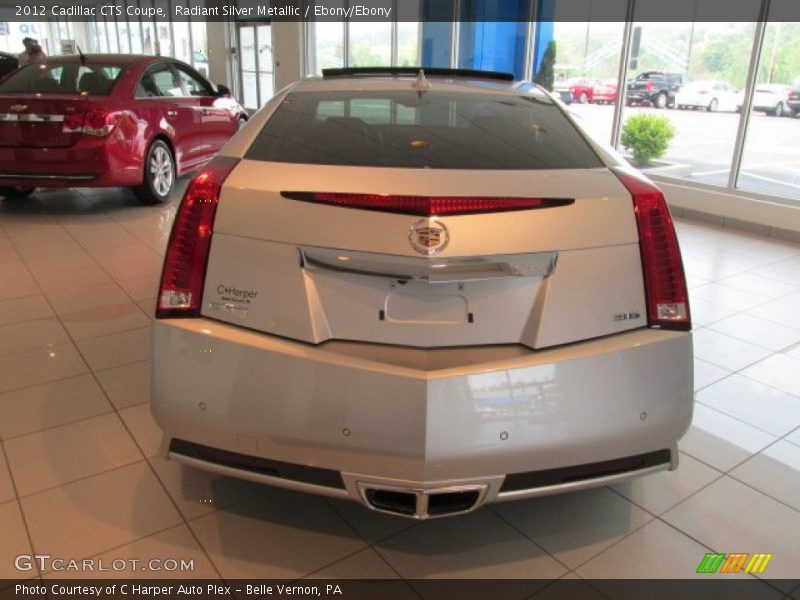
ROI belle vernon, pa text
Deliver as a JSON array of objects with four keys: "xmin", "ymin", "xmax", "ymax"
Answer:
[
  {"xmin": 175, "ymin": 4, "xmax": 392, "ymax": 18},
  {"xmin": 17, "ymin": 584, "xmax": 344, "ymax": 597}
]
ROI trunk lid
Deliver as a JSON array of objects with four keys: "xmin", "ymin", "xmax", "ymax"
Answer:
[
  {"xmin": 0, "ymin": 95, "xmax": 88, "ymax": 148},
  {"xmin": 201, "ymin": 162, "xmax": 648, "ymax": 349}
]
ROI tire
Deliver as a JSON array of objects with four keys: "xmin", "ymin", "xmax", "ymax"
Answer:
[
  {"xmin": 236, "ymin": 116, "xmax": 247, "ymax": 131},
  {"xmin": 134, "ymin": 140, "xmax": 175, "ymax": 205},
  {"xmin": 774, "ymin": 102, "xmax": 785, "ymax": 117},
  {"xmin": 653, "ymin": 92, "xmax": 667, "ymax": 109},
  {"xmin": 579, "ymin": 92, "xmax": 588, "ymax": 104},
  {"xmin": 0, "ymin": 186, "xmax": 35, "ymax": 200},
  {"xmin": 707, "ymin": 98, "xmax": 718, "ymax": 113}
]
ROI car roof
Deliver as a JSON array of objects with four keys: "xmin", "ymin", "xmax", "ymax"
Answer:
[{"xmin": 36, "ymin": 54, "xmax": 169, "ymax": 66}]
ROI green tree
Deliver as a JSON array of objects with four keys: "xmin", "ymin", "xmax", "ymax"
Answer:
[{"xmin": 535, "ymin": 41, "xmax": 556, "ymax": 91}]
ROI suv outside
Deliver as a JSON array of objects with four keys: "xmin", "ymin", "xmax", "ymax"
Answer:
[
  {"xmin": 626, "ymin": 71, "xmax": 688, "ymax": 108},
  {"xmin": 788, "ymin": 76, "xmax": 800, "ymax": 117}
]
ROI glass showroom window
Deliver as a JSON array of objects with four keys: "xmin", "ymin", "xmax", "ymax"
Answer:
[
  {"xmin": 117, "ymin": 18, "xmax": 132, "ymax": 54},
  {"xmin": 306, "ymin": 12, "xmax": 420, "ymax": 74},
  {"xmin": 397, "ymin": 22, "xmax": 422, "ymax": 66},
  {"xmin": 737, "ymin": 0, "xmax": 800, "ymax": 201},
  {"xmin": 348, "ymin": 22, "xmax": 392, "ymax": 66},
  {"xmin": 616, "ymin": 18, "xmax": 756, "ymax": 184},
  {"xmin": 105, "ymin": 18, "xmax": 119, "ymax": 52},
  {"xmin": 129, "ymin": 17, "xmax": 144, "ymax": 54},
  {"xmin": 549, "ymin": 0, "xmax": 626, "ymax": 145},
  {"xmin": 172, "ymin": 0, "xmax": 192, "ymax": 64},
  {"xmin": 191, "ymin": 19, "xmax": 209, "ymax": 76}
]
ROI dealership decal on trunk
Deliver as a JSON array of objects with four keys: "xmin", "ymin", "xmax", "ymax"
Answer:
[{"xmin": 409, "ymin": 219, "xmax": 449, "ymax": 256}]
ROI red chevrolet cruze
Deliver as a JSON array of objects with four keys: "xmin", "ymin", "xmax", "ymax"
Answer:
[{"xmin": 0, "ymin": 54, "xmax": 247, "ymax": 204}]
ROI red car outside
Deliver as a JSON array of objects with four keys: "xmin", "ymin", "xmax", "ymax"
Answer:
[
  {"xmin": 554, "ymin": 77, "xmax": 597, "ymax": 104},
  {"xmin": 592, "ymin": 78, "xmax": 619, "ymax": 104},
  {"xmin": 0, "ymin": 54, "xmax": 246, "ymax": 204}
]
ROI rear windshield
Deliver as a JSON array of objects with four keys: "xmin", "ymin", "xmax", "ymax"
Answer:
[
  {"xmin": 245, "ymin": 89, "xmax": 602, "ymax": 170},
  {"xmin": 0, "ymin": 63, "xmax": 125, "ymax": 95}
]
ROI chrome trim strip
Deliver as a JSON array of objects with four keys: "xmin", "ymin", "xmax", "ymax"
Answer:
[
  {"xmin": 0, "ymin": 174, "xmax": 96, "ymax": 181},
  {"xmin": 301, "ymin": 246, "xmax": 559, "ymax": 283},
  {"xmin": 167, "ymin": 451, "xmax": 351, "ymax": 500},
  {"xmin": 0, "ymin": 113, "xmax": 66, "ymax": 122},
  {"xmin": 494, "ymin": 462, "xmax": 671, "ymax": 503}
]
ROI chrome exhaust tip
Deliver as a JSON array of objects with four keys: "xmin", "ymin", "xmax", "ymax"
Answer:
[{"xmin": 357, "ymin": 482, "xmax": 488, "ymax": 519}]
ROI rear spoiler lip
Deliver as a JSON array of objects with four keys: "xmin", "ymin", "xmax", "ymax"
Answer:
[{"xmin": 321, "ymin": 67, "xmax": 515, "ymax": 82}]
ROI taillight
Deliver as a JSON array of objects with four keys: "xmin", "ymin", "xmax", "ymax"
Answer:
[
  {"xmin": 280, "ymin": 192, "xmax": 573, "ymax": 216},
  {"xmin": 61, "ymin": 110, "xmax": 122, "ymax": 136},
  {"xmin": 62, "ymin": 113, "xmax": 84, "ymax": 134},
  {"xmin": 615, "ymin": 170, "xmax": 691, "ymax": 331},
  {"xmin": 156, "ymin": 156, "xmax": 240, "ymax": 319}
]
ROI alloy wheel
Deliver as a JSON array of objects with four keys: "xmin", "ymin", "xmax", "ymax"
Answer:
[{"xmin": 150, "ymin": 145, "xmax": 174, "ymax": 198}]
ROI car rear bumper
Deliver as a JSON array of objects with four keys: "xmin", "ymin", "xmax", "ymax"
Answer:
[
  {"xmin": 0, "ymin": 136, "xmax": 141, "ymax": 188},
  {"xmin": 151, "ymin": 319, "xmax": 693, "ymax": 518}
]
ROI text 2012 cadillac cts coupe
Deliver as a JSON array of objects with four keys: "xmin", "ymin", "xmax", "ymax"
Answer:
[
  {"xmin": 0, "ymin": 54, "xmax": 246, "ymax": 204},
  {"xmin": 151, "ymin": 67, "xmax": 693, "ymax": 519}
]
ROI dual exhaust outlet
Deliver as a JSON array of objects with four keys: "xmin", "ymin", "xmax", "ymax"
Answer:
[{"xmin": 357, "ymin": 482, "xmax": 489, "ymax": 519}]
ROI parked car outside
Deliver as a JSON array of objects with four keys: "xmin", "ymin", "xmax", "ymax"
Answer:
[
  {"xmin": 592, "ymin": 78, "xmax": 618, "ymax": 104},
  {"xmin": 740, "ymin": 83, "xmax": 792, "ymax": 117},
  {"xmin": 0, "ymin": 51, "xmax": 19, "ymax": 80},
  {"xmin": 788, "ymin": 77, "xmax": 800, "ymax": 117},
  {"xmin": 553, "ymin": 77, "xmax": 597, "ymax": 104},
  {"xmin": 151, "ymin": 67, "xmax": 693, "ymax": 520},
  {"xmin": 626, "ymin": 71, "xmax": 688, "ymax": 108},
  {"xmin": 675, "ymin": 80, "xmax": 739, "ymax": 112},
  {"xmin": 0, "ymin": 54, "xmax": 247, "ymax": 203}
]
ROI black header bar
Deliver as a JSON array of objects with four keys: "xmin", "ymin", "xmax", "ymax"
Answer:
[{"xmin": 1, "ymin": 0, "xmax": 800, "ymax": 23}]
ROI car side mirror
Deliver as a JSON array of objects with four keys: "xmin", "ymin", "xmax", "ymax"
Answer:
[{"xmin": 216, "ymin": 84, "xmax": 231, "ymax": 97}]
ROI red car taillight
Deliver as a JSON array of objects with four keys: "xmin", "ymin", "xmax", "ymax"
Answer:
[
  {"xmin": 156, "ymin": 156, "xmax": 240, "ymax": 319},
  {"xmin": 615, "ymin": 170, "xmax": 691, "ymax": 331},
  {"xmin": 280, "ymin": 192, "xmax": 573, "ymax": 216},
  {"xmin": 62, "ymin": 110, "xmax": 122, "ymax": 136}
]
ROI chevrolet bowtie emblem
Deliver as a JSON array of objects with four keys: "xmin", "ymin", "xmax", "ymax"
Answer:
[{"xmin": 10, "ymin": 104, "xmax": 27, "ymax": 113}]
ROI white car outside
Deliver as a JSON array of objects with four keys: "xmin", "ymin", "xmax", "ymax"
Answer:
[
  {"xmin": 750, "ymin": 84, "xmax": 791, "ymax": 117},
  {"xmin": 151, "ymin": 68, "xmax": 693, "ymax": 519},
  {"xmin": 676, "ymin": 80, "xmax": 739, "ymax": 112}
]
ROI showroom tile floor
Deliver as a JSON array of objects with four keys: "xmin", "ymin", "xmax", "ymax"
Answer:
[{"xmin": 1, "ymin": 186, "xmax": 800, "ymax": 592}]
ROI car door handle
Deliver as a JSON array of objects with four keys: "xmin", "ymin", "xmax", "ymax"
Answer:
[{"xmin": 166, "ymin": 110, "xmax": 177, "ymax": 117}]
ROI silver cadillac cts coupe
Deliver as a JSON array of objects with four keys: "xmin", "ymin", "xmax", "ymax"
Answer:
[{"xmin": 151, "ymin": 67, "xmax": 693, "ymax": 519}]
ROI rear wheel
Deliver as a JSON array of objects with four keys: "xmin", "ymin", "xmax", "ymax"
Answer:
[
  {"xmin": 773, "ymin": 102, "xmax": 785, "ymax": 117},
  {"xmin": 653, "ymin": 92, "xmax": 668, "ymax": 109},
  {"xmin": 134, "ymin": 140, "xmax": 175, "ymax": 205},
  {"xmin": 0, "ymin": 186, "xmax": 35, "ymax": 200},
  {"xmin": 707, "ymin": 98, "xmax": 718, "ymax": 112},
  {"xmin": 579, "ymin": 92, "xmax": 588, "ymax": 104}
]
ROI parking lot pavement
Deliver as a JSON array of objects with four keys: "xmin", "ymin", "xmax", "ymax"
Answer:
[{"xmin": 568, "ymin": 103, "xmax": 800, "ymax": 200}]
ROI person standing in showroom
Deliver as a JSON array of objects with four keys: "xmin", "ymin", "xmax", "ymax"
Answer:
[{"xmin": 17, "ymin": 37, "xmax": 47, "ymax": 66}]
